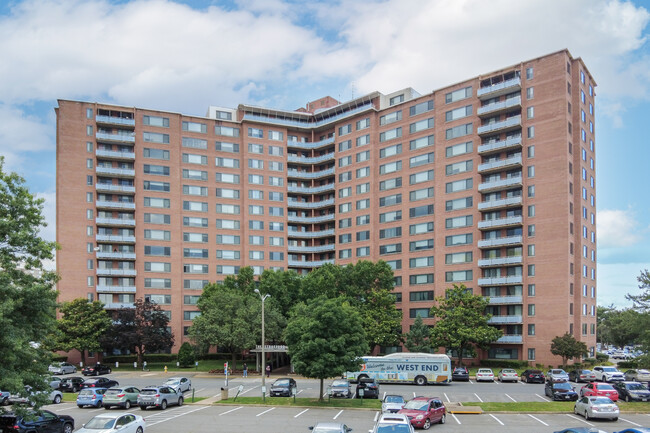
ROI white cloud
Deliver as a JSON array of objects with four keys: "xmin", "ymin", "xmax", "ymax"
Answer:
[
  {"xmin": 0, "ymin": 104, "xmax": 54, "ymax": 176},
  {"xmin": 597, "ymin": 208, "xmax": 644, "ymax": 248}
]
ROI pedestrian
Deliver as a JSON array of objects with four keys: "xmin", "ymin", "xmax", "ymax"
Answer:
[
  {"xmin": 243, "ymin": 362, "xmax": 248, "ymax": 378},
  {"xmin": 266, "ymin": 364, "xmax": 271, "ymax": 378}
]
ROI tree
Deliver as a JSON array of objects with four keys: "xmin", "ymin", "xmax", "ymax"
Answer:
[
  {"xmin": 258, "ymin": 269, "xmax": 303, "ymax": 319},
  {"xmin": 404, "ymin": 316, "xmax": 432, "ymax": 353},
  {"xmin": 429, "ymin": 284, "xmax": 502, "ymax": 366},
  {"xmin": 177, "ymin": 342, "xmax": 195, "ymax": 368},
  {"xmin": 100, "ymin": 298, "xmax": 174, "ymax": 365},
  {"xmin": 0, "ymin": 157, "xmax": 59, "ymax": 409},
  {"xmin": 284, "ymin": 296, "xmax": 368, "ymax": 401},
  {"xmin": 55, "ymin": 298, "xmax": 111, "ymax": 365},
  {"xmin": 627, "ymin": 269, "xmax": 650, "ymax": 310},
  {"xmin": 551, "ymin": 333, "xmax": 589, "ymax": 365}
]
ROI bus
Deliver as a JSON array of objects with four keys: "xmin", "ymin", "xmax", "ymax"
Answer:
[{"xmin": 345, "ymin": 353, "xmax": 451, "ymax": 385}]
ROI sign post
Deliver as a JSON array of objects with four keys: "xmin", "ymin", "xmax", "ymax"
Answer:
[
  {"xmin": 234, "ymin": 384, "xmax": 244, "ymax": 402},
  {"xmin": 224, "ymin": 362, "xmax": 229, "ymax": 387}
]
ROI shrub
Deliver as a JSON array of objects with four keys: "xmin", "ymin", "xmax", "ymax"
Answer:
[
  {"xmin": 617, "ymin": 360, "xmax": 638, "ymax": 369},
  {"xmin": 595, "ymin": 352, "xmax": 609, "ymax": 362},
  {"xmin": 177, "ymin": 342, "xmax": 196, "ymax": 367}
]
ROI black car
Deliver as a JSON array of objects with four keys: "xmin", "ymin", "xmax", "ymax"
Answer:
[
  {"xmin": 452, "ymin": 367, "xmax": 470, "ymax": 381},
  {"xmin": 81, "ymin": 377, "xmax": 119, "ymax": 389},
  {"xmin": 356, "ymin": 377, "xmax": 379, "ymax": 399},
  {"xmin": 612, "ymin": 381, "xmax": 650, "ymax": 402},
  {"xmin": 82, "ymin": 363, "xmax": 112, "ymax": 376},
  {"xmin": 544, "ymin": 381, "xmax": 579, "ymax": 401},
  {"xmin": 0, "ymin": 409, "xmax": 74, "ymax": 433},
  {"xmin": 521, "ymin": 369, "xmax": 545, "ymax": 383},
  {"xmin": 60, "ymin": 376, "xmax": 85, "ymax": 393},
  {"xmin": 269, "ymin": 378, "xmax": 297, "ymax": 397}
]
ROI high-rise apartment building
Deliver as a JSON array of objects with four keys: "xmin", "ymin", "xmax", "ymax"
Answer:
[{"xmin": 56, "ymin": 49, "xmax": 597, "ymax": 365}]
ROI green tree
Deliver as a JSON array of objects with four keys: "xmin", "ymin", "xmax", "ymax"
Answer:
[
  {"xmin": 284, "ymin": 297, "xmax": 368, "ymax": 401},
  {"xmin": 55, "ymin": 298, "xmax": 111, "ymax": 365},
  {"xmin": 258, "ymin": 269, "xmax": 303, "ymax": 319},
  {"xmin": 627, "ymin": 269, "xmax": 650, "ymax": 310},
  {"xmin": 100, "ymin": 298, "xmax": 174, "ymax": 365},
  {"xmin": 429, "ymin": 284, "xmax": 502, "ymax": 366},
  {"xmin": 177, "ymin": 342, "xmax": 195, "ymax": 368},
  {"xmin": 551, "ymin": 333, "xmax": 589, "ymax": 365},
  {"xmin": 0, "ymin": 157, "xmax": 59, "ymax": 409},
  {"xmin": 404, "ymin": 315, "xmax": 432, "ymax": 353}
]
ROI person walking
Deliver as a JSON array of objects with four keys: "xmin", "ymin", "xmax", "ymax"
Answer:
[
  {"xmin": 265, "ymin": 364, "xmax": 271, "ymax": 378},
  {"xmin": 243, "ymin": 362, "xmax": 248, "ymax": 378}
]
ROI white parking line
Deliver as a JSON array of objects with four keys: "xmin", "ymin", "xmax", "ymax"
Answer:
[
  {"xmin": 374, "ymin": 411, "xmax": 379, "ymax": 422},
  {"xmin": 382, "ymin": 391, "xmax": 386, "ymax": 400},
  {"xmin": 89, "ymin": 408, "xmax": 104, "ymax": 413},
  {"xmin": 474, "ymin": 393, "xmax": 483, "ymax": 402},
  {"xmin": 147, "ymin": 406, "xmax": 210, "ymax": 426},
  {"xmin": 443, "ymin": 393, "xmax": 450, "ymax": 402},
  {"xmin": 535, "ymin": 393, "xmax": 550, "ymax": 402},
  {"xmin": 219, "ymin": 406, "xmax": 243, "ymax": 416},
  {"xmin": 489, "ymin": 414, "xmax": 504, "ymax": 425},
  {"xmin": 468, "ymin": 380, "xmax": 474, "ymax": 384},
  {"xmin": 505, "ymin": 393, "xmax": 516, "ymax": 402},
  {"xmin": 333, "ymin": 410, "xmax": 343, "ymax": 420},
  {"xmin": 619, "ymin": 417, "xmax": 642, "ymax": 426},
  {"xmin": 194, "ymin": 387, "xmax": 205, "ymax": 393},
  {"xmin": 412, "ymin": 392, "xmax": 416, "ymax": 398},
  {"xmin": 256, "ymin": 407, "xmax": 275, "ymax": 417},
  {"xmin": 141, "ymin": 373, "xmax": 157, "ymax": 377},
  {"xmin": 294, "ymin": 409, "xmax": 309, "ymax": 418},
  {"xmin": 527, "ymin": 414, "xmax": 548, "ymax": 426},
  {"xmin": 240, "ymin": 385, "xmax": 259, "ymax": 395},
  {"xmin": 297, "ymin": 389, "xmax": 304, "ymax": 395},
  {"xmin": 565, "ymin": 414, "xmax": 594, "ymax": 426},
  {"xmin": 450, "ymin": 413, "xmax": 461, "ymax": 424}
]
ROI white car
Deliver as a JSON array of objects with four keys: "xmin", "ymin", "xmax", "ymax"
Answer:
[
  {"xmin": 162, "ymin": 377, "xmax": 191, "ymax": 393},
  {"xmin": 592, "ymin": 366, "xmax": 625, "ymax": 382},
  {"xmin": 49, "ymin": 362, "xmax": 78, "ymax": 375},
  {"xmin": 369, "ymin": 413, "xmax": 414, "ymax": 433},
  {"xmin": 497, "ymin": 369, "xmax": 519, "ymax": 382},
  {"xmin": 476, "ymin": 368, "xmax": 495, "ymax": 382},
  {"xmin": 75, "ymin": 412, "xmax": 145, "ymax": 433}
]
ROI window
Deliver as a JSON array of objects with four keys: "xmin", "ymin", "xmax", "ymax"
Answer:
[
  {"xmin": 356, "ymin": 150, "xmax": 370, "ymax": 162},
  {"xmin": 356, "ymin": 134, "xmax": 370, "ymax": 147},
  {"xmin": 528, "ymin": 205, "xmax": 535, "ymax": 217},
  {"xmin": 183, "ymin": 201, "xmax": 208, "ymax": 212},
  {"xmin": 268, "ymin": 130, "xmax": 283, "ymax": 141},
  {"xmin": 528, "ymin": 324, "xmax": 535, "ymax": 336},
  {"xmin": 380, "ymin": 110, "xmax": 402, "ymax": 125},
  {"xmin": 183, "ymin": 185, "xmax": 208, "ymax": 196},
  {"xmin": 184, "ymin": 217, "xmax": 208, "ymax": 227},
  {"xmin": 410, "ymin": 135, "xmax": 434, "ymax": 151},
  {"xmin": 339, "ymin": 140, "xmax": 351, "ymax": 152},
  {"xmin": 409, "ymin": 152, "xmax": 434, "ymax": 168},
  {"xmin": 379, "ymin": 210, "xmax": 402, "ymax": 223},
  {"xmin": 338, "ymin": 124, "xmax": 352, "ymax": 136},
  {"xmin": 379, "ymin": 194, "xmax": 401, "ymax": 207},
  {"xmin": 409, "ymin": 308, "xmax": 430, "ymax": 318},
  {"xmin": 339, "ymin": 218, "xmax": 351, "ymax": 228},
  {"xmin": 356, "ymin": 167, "xmax": 369, "ymax": 179},
  {"xmin": 215, "ymin": 157, "xmax": 240, "ymax": 168},
  {"xmin": 410, "ymin": 222, "xmax": 434, "ymax": 235},
  {"xmin": 527, "ymin": 106, "xmax": 534, "ymax": 119},
  {"xmin": 356, "ymin": 247, "xmax": 370, "ymax": 257},
  {"xmin": 215, "ymin": 141, "xmax": 239, "ymax": 153},
  {"xmin": 143, "ymin": 164, "xmax": 169, "ymax": 176},
  {"xmin": 380, "ymin": 143, "xmax": 402, "ymax": 158},
  {"xmin": 215, "ymin": 126, "xmax": 240, "ymax": 137},
  {"xmin": 526, "ymin": 67, "xmax": 533, "ymax": 80},
  {"xmin": 527, "ymin": 126, "xmax": 535, "ymax": 138},
  {"xmin": 144, "ymin": 197, "xmax": 170, "ymax": 208},
  {"xmin": 379, "ymin": 227, "xmax": 402, "ymax": 239},
  {"xmin": 389, "ymin": 94, "xmax": 404, "ymax": 105},
  {"xmin": 409, "ymin": 289, "xmax": 434, "ymax": 300},
  {"xmin": 410, "ymin": 100, "xmax": 434, "ymax": 116},
  {"xmin": 409, "ymin": 204, "xmax": 434, "ymax": 218},
  {"xmin": 215, "ymin": 203, "xmax": 240, "ymax": 215},
  {"xmin": 248, "ymin": 127, "xmax": 263, "ymax": 138},
  {"xmin": 445, "ymin": 86, "xmax": 472, "ymax": 103},
  {"xmin": 445, "ymin": 270, "xmax": 472, "ymax": 282},
  {"xmin": 445, "ymin": 141, "xmax": 472, "ymax": 158},
  {"xmin": 144, "ymin": 229, "xmax": 170, "ymax": 240},
  {"xmin": 410, "ymin": 239, "xmax": 433, "ymax": 251},
  {"xmin": 445, "ymin": 105, "xmax": 472, "ymax": 122},
  {"xmin": 445, "ymin": 160, "xmax": 473, "ymax": 175},
  {"xmin": 143, "ymin": 132, "xmax": 170, "ymax": 144},
  {"xmin": 182, "ymin": 121, "xmax": 207, "ymax": 133},
  {"xmin": 445, "ymin": 215, "xmax": 472, "ymax": 229},
  {"xmin": 446, "ymin": 178, "xmax": 472, "ymax": 193},
  {"xmin": 445, "ymin": 233, "xmax": 472, "ymax": 246},
  {"xmin": 143, "ymin": 115, "xmax": 169, "ymax": 127},
  {"xmin": 216, "ymin": 188, "xmax": 240, "ymax": 199},
  {"xmin": 182, "ymin": 137, "xmax": 207, "ymax": 150},
  {"xmin": 528, "ymin": 264, "xmax": 535, "ymax": 276},
  {"xmin": 527, "ymin": 87, "xmax": 534, "ymax": 99},
  {"xmin": 380, "ymin": 177, "xmax": 402, "ymax": 191},
  {"xmin": 379, "ymin": 127, "xmax": 402, "ymax": 142},
  {"xmin": 380, "ymin": 161, "xmax": 402, "ymax": 175},
  {"xmin": 339, "ymin": 249, "xmax": 352, "ymax": 259},
  {"xmin": 445, "ymin": 252, "xmax": 472, "ymax": 264},
  {"xmin": 410, "ymin": 187, "xmax": 434, "ymax": 201},
  {"xmin": 356, "ymin": 231, "xmax": 370, "ymax": 241},
  {"xmin": 379, "ymin": 243, "xmax": 402, "ymax": 255},
  {"xmin": 356, "ymin": 118, "xmax": 370, "ymax": 130},
  {"xmin": 339, "ymin": 171, "xmax": 351, "ymax": 182},
  {"xmin": 409, "ymin": 118, "xmax": 434, "ymax": 133},
  {"xmin": 248, "ymin": 159, "xmax": 264, "ymax": 170},
  {"xmin": 144, "ymin": 180, "xmax": 170, "ymax": 192},
  {"xmin": 248, "ymin": 205, "xmax": 264, "ymax": 215},
  {"xmin": 144, "ymin": 245, "xmax": 171, "ymax": 256},
  {"xmin": 527, "ymin": 166, "xmax": 535, "ymax": 178},
  {"xmin": 410, "ymin": 170, "xmax": 434, "ymax": 185},
  {"xmin": 249, "ymin": 189, "xmax": 264, "ymax": 200},
  {"xmin": 528, "ymin": 284, "xmax": 535, "ymax": 296},
  {"xmin": 144, "ymin": 148, "xmax": 170, "ymax": 160},
  {"xmin": 269, "ymin": 161, "xmax": 283, "ymax": 172},
  {"xmin": 356, "ymin": 214, "xmax": 370, "ymax": 225},
  {"xmin": 183, "ymin": 169, "xmax": 208, "ymax": 181}
]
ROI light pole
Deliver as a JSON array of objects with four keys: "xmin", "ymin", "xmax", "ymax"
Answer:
[{"xmin": 254, "ymin": 289, "xmax": 270, "ymax": 396}]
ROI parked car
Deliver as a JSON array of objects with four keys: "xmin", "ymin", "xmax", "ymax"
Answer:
[
  {"xmin": 49, "ymin": 362, "xmax": 78, "ymax": 375},
  {"xmin": 0, "ymin": 390, "xmax": 9, "ymax": 406},
  {"xmin": 624, "ymin": 369, "xmax": 650, "ymax": 382},
  {"xmin": 545, "ymin": 381, "xmax": 579, "ymax": 401},
  {"xmin": 0, "ymin": 409, "xmax": 74, "ymax": 433},
  {"xmin": 521, "ymin": 369, "xmax": 545, "ymax": 383},
  {"xmin": 568, "ymin": 369, "xmax": 596, "ymax": 383},
  {"xmin": 546, "ymin": 369, "xmax": 570, "ymax": 383},
  {"xmin": 82, "ymin": 363, "xmax": 113, "ymax": 376},
  {"xmin": 381, "ymin": 394, "xmax": 406, "ymax": 413},
  {"xmin": 452, "ymin": 367, "xmax": 469, "ymax": 381},
  {"xmin": 497, "ymin": 368, "xmax": 519, "ymax": 382},
  {"xmin": 580, "ymin": 382, "xmax": 619, "ymax": 401},
  {"xmin": 370, "ymin": 413, "xmax": 414, "ymax": 433},
  {"xmin": 77, "ymin": 388, "xmax": 107, "ymax": 408},
  {"xmin": 329, "ymin": 379, "xmax": 352, "ymax": 398},
  {"xmin": 48, "ymin": 376, "xmax": 63, "ymax": 390},
  {"xmin": 9, "ymin": 385, "xmax": 63, "ymax": 405},
  {"xmin": 398, "ymin": 396, "xmax": 446, "ymax": 429},
  {"xmin": 269, "ymin": 377, "xmax": 297, "ymax": 397},
  {"xmin": 355, "ymin": 377, "xmax": 379, "ymax": 399},
  {"xmin": 81, "ymin": 377, "xmax": 119, "ymax": 389},
  {"xmin": 553, "ymin": 429, "xmax": 608, "ymax": 433},
  {"xmin": 102, "ymin": 386, "xmax": 141, "ymax": 409},
  {"xmin": 573, "ymin": 396, "xmax": 619, "ymax": 421},
  {"xmin": 60, "ymin": 376, "xmax": 85, "ymax": 393},
  {"xmin": 308, "ymin": 422, "xmax": 352, "ymax": 433},
  {"xmin": 592, "ymin": 366, "xmax": 625, "ymax": 382},
  {"xmin": 163, "ymin": 377, "xmax": 191, "ymax": 393},
  {"xmin": 475, "ymin": 368, "xmax": 494, "ymax": 382},
  {"xmin": 612, "ymin": 381, "xmax": 650, "ymax": 402},
  {"xmin": 137, "ymin": 385, "xmax": 184, "ymax": 410},
  {"xmin": 75, "ymin": 412, "xmax": 145, "ymax": 433},
  {"xmin": 613, "ymin": 429, "xmax": 650, "ymax": 433}
]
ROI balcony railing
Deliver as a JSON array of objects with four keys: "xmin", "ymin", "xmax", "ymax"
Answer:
[
  {"xmin": 478, "ymin": 136, "xmax": 523, "ymax": 155},
  {"xmin": 95, "ymin": 115, "xmax": 135, "ymax": 127},
  {"xmin": 478, "ymin": 216, "xmax": 523, "ymax": 230},
  {"xmin": 477, "ymin": 77, "xmax": 521, "ymax": 99},
  {"xmin": 478, "ymin": 276, "xmax": 523, "ymax": 286},
  {"xmin": 477, "ymin": 235, "xmax": 523, "ymax": 248},
  {"xmin": 96, "ymin": 269, "xmax": 137, "ymax": 277},
  {"xmin": 288, "ymin": 152, "xmax": 335, "ymax": 164},
  {"xmin": 96, "ymin": 285, "xmax": 137, "ymax": 292},
  {"xmin": 103, "ymin": 302, "xmax": 136, "ymax": 309},
  {"xmin": 288, "ymin": 214, "xmax": 336, "ymax": 224},
  {"xmin": 477, "ymin": 116, "xmax": 522, "ymax": 135},
  {"xmin": 487, "ymin": 315, "xmax": 523, "ymax": 324},
  {"xmin": 488, "ymin": 295, "xmax": 523, "ymax": 305},
  {"xmin": 96, "ymin": 201, "xmax": 136, "ymax": 210},
  {"xmin": 287, "ymin": 167, "xmax": 335, "ymax": 179},
  {"xmin": 95, "ymin": 217, "xmax": 135, "ymax": 227},
  {"xmin": 287, "ymin": 198, "xmax": 335, "ymax": 209},
  {"xmin": 95, "ymin": 234, "xmax": 136, "ymax": 244},
  {"xmin": 95, "ymin": 149, "xmax": 135, "ymax": 160},
  {"xmin": 287, "ymin": 183, "xmax": 335, "ymax": 194},
  {"xmin": 288, "ymin": 229, "xmax": 335, "ymax": 238},
  {"xmin": 95, "ymin": 252, "xmax": 136, "ymax": 260},
  {"xmin": 95, "ymin": 184, "xmax": 136, "ymax": 194},
  {"xmin": 478, "ymin": 256, "xmax": 523, "ymax": 267},
  {"xmin": 477, "ymin": 96, "xmax": 522, "ymax": 116},
  {"xmin": 95, "ymin": 167, "xmax": 136, "ymax": 177},
  {"xmin": 96, "ymin": 132, "xmax": 136, "ymax": 143},
  {"xmin": 477, "ymin": 196, "xmax": 522, "ymax": 211},
  {"xmin": 478, "ymin": 155, "xmax": 522, "ymax": 173},
  {"xmin": 287, "ymin": 136, "xmax": 335, "ymax": 150},
  {"xmin": 496, "ymin": 335, "xmax": 523, "ymax": 344},
  {"xmin": 288, "ymin": 259, "xmax": 335, "ymax": 267},
  {"xmin": 288, "ymin": 244, "xmax": 336, "ymax": 253},
  {"xmin": 478, "ymin": 176, "xmax": 523, "ymax": 192}
]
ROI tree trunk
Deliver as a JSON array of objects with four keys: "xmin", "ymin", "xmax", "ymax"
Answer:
[
  {"xmin": 457, "ymin": 345, "xmax": 464, "ymax": 367},
  {"xmin": 231, "ymin": 352, "xmax": 237, "ymax": 370},
  {"xmin": 136, "ymin": 347, "xmax": 144, "ymax": 366},
  {"xmin": 319, "ymin": 378, "xmax": 324, "ymax": 402},
  {"xmin": 80, "ymin": 349, "xmax": 86, "ymax": 367}
]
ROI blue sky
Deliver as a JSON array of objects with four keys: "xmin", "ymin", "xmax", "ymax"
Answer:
[{"xmin": 1, "ymin": 0, "xmax": 648, "ymax": 307}]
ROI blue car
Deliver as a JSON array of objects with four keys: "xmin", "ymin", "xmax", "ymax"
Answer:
[
  {"xmin": 554, "ymin": 428, "xmax": 608, "ymax": 433},
  {"xmin": 614, "ymin": 429, "xmax": 650, "ymax": 433},
  {"xmin": 77, "ymin": 387, "xmax": 107, "ymax": 408}
]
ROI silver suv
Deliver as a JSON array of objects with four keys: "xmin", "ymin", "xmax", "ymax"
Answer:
[
  {"xmin": 137, "ymin": 386, "xmax": 184, "ymax": 410},
  {"xmin": 593, "ymin": 366, "xmax": 625, "ymax": 382}
]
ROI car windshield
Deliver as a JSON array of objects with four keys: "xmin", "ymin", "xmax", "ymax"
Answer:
[
  {"xmin": 598, "ymin": 384, "xmax": 615, "ymax": 390},
  {"xmin": 165, "ymin": 379, "xmax": 180, "ymax": 385},
  {"xmin": 581, "ymin": 370, "xmax": 591, "ymax": 373},
  {"xmin": 478, "ymin": 369, "xmax": 491, "ymax": 373},
  {"xmin": 602, "ymin": 367, "xmax": 618, "ymax": 372},
  {"xmin": 551, "ymin": 370, "xmax": 566, "ymax": 374},
  {"xmin": 331, "ymin": 380, "xmax": 348, "ymax": 387},
  {"xmin": 384, "ymin": 395, "xmax": 404, "ymax": 403},
  {"xmin": 554, "ymin": 383, "xmax": 572, "ymax": 390},
  {"xmin": 274, "ymin": 379, "xmax": 290, "ymax": 386},
  {"xmin": 84, "ymin": 417, "xmax": 116, "ymax": 429},
  {"xmin": 502, "ymin": 369, "xmax": 516, "ymax": 373},
  {"xmin": 454, "ymin": 368, "xmax": 466, "ymax": 372},
  {"xmin": 79, "ymin": 389, "xmax": 94, "ymax": 395},
  {"xmin": 627, "ymin": 383, "xmax": 647, "ymax": 390},
  {"xmin": 377, "ymin": 426, "xmax": 412, "ymax": 433},
  {"xmin": 591, "ymin": 397, "xmax": 614, "ymax": 404},
  {"xmin": 403, "ymin": 400, "xmax": 428, "ymax": 411},
  {"xmin": 104, "ymin": 389, "xmax": 121, "ymax": 395},
  {"xmin": 140, "ymin": 389, "xmax": 158, "ymax": 395}
]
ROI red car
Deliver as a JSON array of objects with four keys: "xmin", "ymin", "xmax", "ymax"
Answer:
[
  {"xmin": 398, "ymin": 396, "xmax": 446, "ymax": 429},
  {"xmin": 580, "ymin": 382, "xmax": 619, "ymax": 402}
]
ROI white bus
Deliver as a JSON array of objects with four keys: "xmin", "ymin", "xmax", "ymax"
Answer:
[{"xmin": 345, "ymin": 353, "xmax": 452, "ymax": 385}]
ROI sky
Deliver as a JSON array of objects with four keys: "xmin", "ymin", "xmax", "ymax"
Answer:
[{"xmin": 0, "ymin": 0, "xmax": 648, "ymax": 308}]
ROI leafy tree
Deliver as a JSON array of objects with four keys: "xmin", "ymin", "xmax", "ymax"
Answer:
[
  {"xmin": 404, "ymin": 315, "xmax": 432, "ymax": 353},
  {"xmin": 177, "ymin": 342, "xmax": 195, "ymax": 368},
  {"xmin": 258, "ymin": 269, "xmax": 303, "ymax": 319},
  {"xmin": 55, "ymin": 298, "xmax": 111, "ymax": 365},
  {"xmin": 284, "ymin": 296, "xmax": 368, "ymax": 401},
  {"xmin": 627, "ymin": 269, "xmax": 650, "ymax": 310},
  {"xmin": 429, "ymin": 284, "xmax": 502, "ymax": 366},
  {"xmin": 551, "ymin": 333, "xmax": 589, "ymax": 365},
  {"xmin": 100, "ymin": 298, "xmax": 174, "ymax": 365},
  {"xmin": 0, "ymin": 157, "xmax": 59, "ymax": 409}
]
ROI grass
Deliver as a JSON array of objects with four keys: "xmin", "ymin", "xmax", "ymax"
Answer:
[
  {"xmin": 215, "ymin": 396, "xmax": 382, "ymax": 409},
  {"xmin": 105, "ymin": 360, "xmax": 232, "ymax": 373}
]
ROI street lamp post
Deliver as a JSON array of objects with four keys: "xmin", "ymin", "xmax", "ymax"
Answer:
[{"xmin": 254, "ymin": 289, "xmax": 270, "ymax": 399}]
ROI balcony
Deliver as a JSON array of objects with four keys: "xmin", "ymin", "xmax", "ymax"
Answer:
[
  {"xmin": 96, "ymin": 269, "xmax": 137, "ymax": 277},
  {"xmin": 478, "ymin": 276, "xmax": 523, "ymax": 286},
  {"xmin": 287, "ymin": 198, "xmax": 335, "ymax": 209},
  {"xmin": 477, "ymin": 196, "xmax": 522, "ymax": 211},
  {"xmin": 477, "ymin": 96, "xmax": 522, "ymax": 117},
  {"xmin": 95, "ymin": 183, "xmax": 136, "ymax": 194},
  {"xmin": 478, "ymin": 216, "xmax": 522, "ymax": 230},
  {"xmin": 287, "ymin": 136, "xmax": 335, "ymax": 150},
  {"xmin": 488, "ymin": 295, "xmax": 523, "ymax": 305},
  {"xmin": 288, "ymin": 152, "xmax": 335, "ymax": 164},
  {"xmin": 288, "ymin": 244, "xmax": 336, "ymax": 253},
  {"xmin": 96, "ymin": 131, "xmax": 136, "ymax": 143},
  {"xmin": 103, "ymin": 302, "xmax": 136, "ymax": 309},
  {"xmin": 96, "ymin": 234, "xmax": 136, "ymax": 244},
  {"xmin": 95, "ymin": 115, "xmax": 135, "ymax": 127},
  {"xmin": 95, "ymin": 217, "xmax": 135, "ymax": 227},
  {"xmin": 288, "ymin": 229, "xmax": 335, "ymax": 238},
  {"xmin": 288, "ymin": 259, "xmax": 335, "ymax": 267},
  {"xmin": 288, "ymin": 214, "xmax": 336, "ymax": 224},
  {"xmin": 477, "ymin": 76, "xmax": 521, "ymax": 100},
  {"xmin": 477, "ymin": 116, "xmax": 522, "ymax": 136},
  {"xmin": 478, "ymin": 176, "xmax": 523, "ymax": 193},
  {"xmin": 287, "ymin": 167, "xmax": 335, "ymax": 179},
  {"xmin": 477, "ymin": 235, "xmax": 523, "ymax": 248},
  {"xmin": 96, "ymin": 200, "xmax": 136, "ymax": 211},
  {"xmin": 478, "ymin": 256, "xmax": 523, "ymax": 267},
  {"xmin": 287, "ymin": 183, "xmax": 335, "ymax": 194},
  {"xmin": 95, "ymin": 167, "xmax": 135, "ymax": 178},
  {"xmin": 487, "ymin": 315, "xmax": 523, "ymax": 324},
  {"xmin": 95, "ymin": 149, "xmax": 135, "ymax": 160},
  {"xmin": 95, "ymin": 251, "xmax": 136, "ymax": 260},
  {"xmin": 496, "ymin": 335, "xmax": 523, "ymax": 344},
  {"xmin": 242, "ymin": 103, "xmax": 374, "ymax": 131},
  {"xmin": 478, "ymin": 155, "xmax": 522, "ymax": 173},
  {"xmin": 478, "ymin": 136, "xmax": 523, "ymax": 155}
]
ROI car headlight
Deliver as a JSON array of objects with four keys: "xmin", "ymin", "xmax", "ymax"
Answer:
[{"xmin": 415, "ymin": 415, "xmax": 424, "ymax": 420}]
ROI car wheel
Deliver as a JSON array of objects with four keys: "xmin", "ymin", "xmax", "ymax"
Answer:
[
  {"xmin": 108, "ymin": 368, "xmax": 112, "ymax": 374},
  {"xmin": 414, "ymin": 376, "xmax": 427, "ymax": 386},
  {"xmin": 584, "ymin": 411, "xmax": 590, "ymax": 421},
  {"xmin": 612, "ymin": 417, "xmax": 618, "ymax": 421},
  {"xmin": 124, "ymin": 400, "xmax": 131, "ymax": 409},
  {"xmin": 63, "ymin": 423, "xmax": 73, "ymax": 433},
  {"xmin": 139, "ymin": 405, "xmax": 147, "ymax": 410},
  {"xmin": 136, "ymin": 428, "xmax": 143, "ymax": 433},
  {"xmin": 422, "ymin": 418, "xmax": 431, "ymax": 430},
  {"xmin": 160, "ymin": 400, "xmax": 167, "ymax": 410},
  {"xmin": 573, "ymin": 406, "xmax": 578, "ymax": 415},
  {"xmin": 96, "ymin": 401, "xmax": 103, "ymax": 408},
  {"xmin": 104, "ymin": 405, "xmax": 111, "ymax": 410},
  {"xmin": 95, "ymin": 371, "xmax": 99, "ymax": 376},
  {"xmin": 625, "ymin": 395, "xmax": 631, "ymax": 402},
  {"xmin": 78, "ymin": 405, "xmax": 84, "ymax": 408},
  {"xmin": 178, "ymin": 397, "xmax": 184, "ymax": 406},
  {"xmin": 439, "ymin": 414, "xmax": 446, "ymax": 424},
  {"xmin": 53, "ymin": 395, "xmax": 62, "ymax": 404}
]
